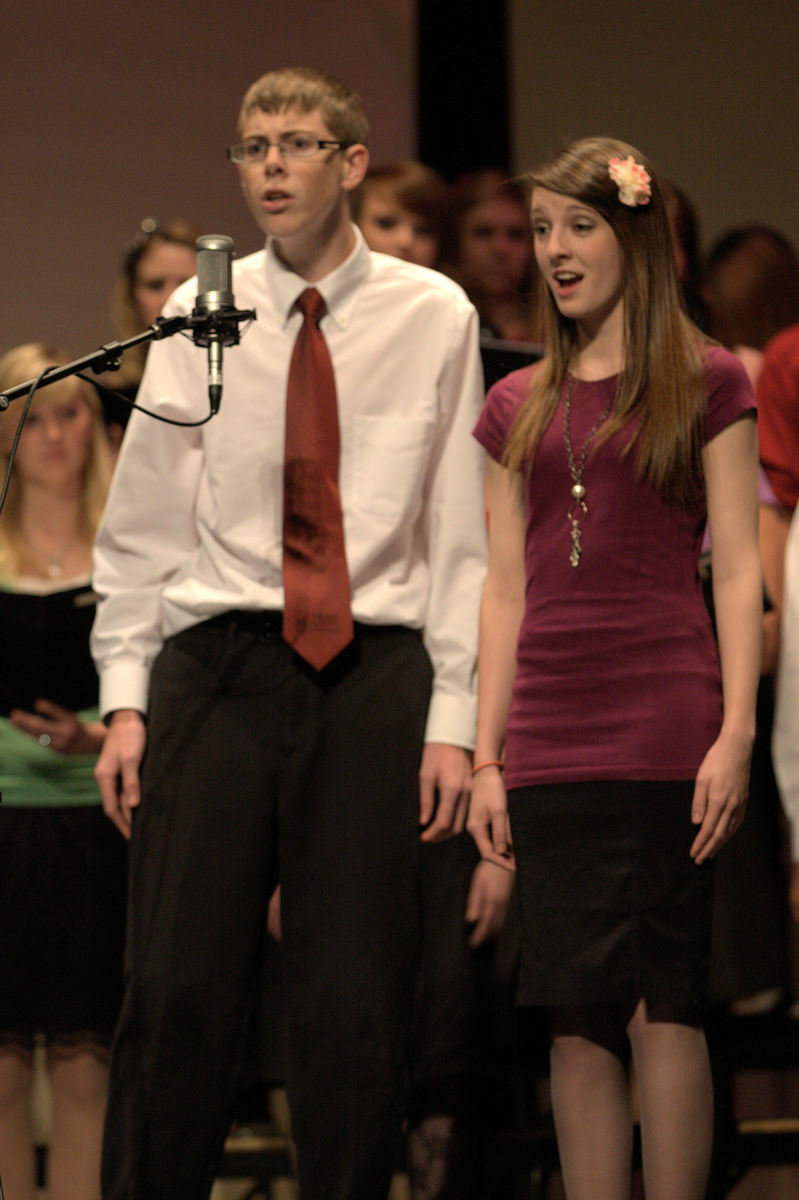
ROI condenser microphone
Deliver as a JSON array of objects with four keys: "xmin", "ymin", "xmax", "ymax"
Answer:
[{"xmin": 193, "ymin": 234, "xmax": 236, "ymax": 413}]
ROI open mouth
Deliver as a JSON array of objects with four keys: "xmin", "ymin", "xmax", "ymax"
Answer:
[
  {"xmin": 263, "ymin": 191, "xmax": 291, "ymax": 211},
  {"xmin": 553, "ymin": 271, "xmax": 583, "ymax": 294}
]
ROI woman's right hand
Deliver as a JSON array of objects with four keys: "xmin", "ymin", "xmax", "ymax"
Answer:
[
  {"xmin": 9, "ymin": 698, "xmax": 105, "ymax": 755},
  {"xmin": 467, "ymin": 765, "xmax": 515, "ymax": 871}
]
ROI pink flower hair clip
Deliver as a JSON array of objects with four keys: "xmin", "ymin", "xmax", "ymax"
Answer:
[{"xmin": 608, "ymin": 155, "xmax": 652, "ymax": 207}]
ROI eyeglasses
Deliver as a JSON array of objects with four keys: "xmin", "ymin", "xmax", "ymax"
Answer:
[{"xmin": 227, "ymin": 134, "xmax": 349, "ymax": 164}]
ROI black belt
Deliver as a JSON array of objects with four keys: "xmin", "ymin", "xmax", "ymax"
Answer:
[
  {"xmin": 201, "ymin": 610, "xmax": 414, "ymax": 642},
  {"xmin": 203, "ymin": 609, "xmax": 284, "ymax": 638}
]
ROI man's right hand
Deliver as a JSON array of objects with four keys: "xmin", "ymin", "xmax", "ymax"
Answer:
[{"xmin": 94, "ymin": 709, "xmax": 147, "ymax": 839}]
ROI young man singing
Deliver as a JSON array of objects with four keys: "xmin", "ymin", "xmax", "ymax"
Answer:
[{"xmin": 92, "ymin": 67, "xmax": 486, "ymax": 1199}]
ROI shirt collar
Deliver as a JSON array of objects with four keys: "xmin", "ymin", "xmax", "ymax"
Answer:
[{"xmin": 265, "ymin": 224, "xmax": 372, "ymax": 331}]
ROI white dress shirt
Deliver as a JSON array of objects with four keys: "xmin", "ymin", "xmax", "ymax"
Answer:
[
  {"xmin": 92, "ymin": 227, "xmax": 487, "ymax": 747},
  {"xmin": 774, "ymin": 507, "xmax": 799, "ymax": 858}
]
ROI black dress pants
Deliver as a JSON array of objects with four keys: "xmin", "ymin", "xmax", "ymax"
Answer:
[{"xmin": 101, "ymin": 615, "xmax": 431, "ymax": 1200}]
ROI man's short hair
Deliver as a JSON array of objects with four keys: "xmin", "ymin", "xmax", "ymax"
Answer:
[{"xmin": 238, "ymin": 66, "xmax": 369, "ymax": 146}]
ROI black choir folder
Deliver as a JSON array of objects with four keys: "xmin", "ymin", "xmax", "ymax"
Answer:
[
  {"xmin": 479, "ymin": 335, "xmax": 543, "ymax": 391},
  {"xmin": 0, "ymin": 584, "xmax": 99, "ymax": 717}
]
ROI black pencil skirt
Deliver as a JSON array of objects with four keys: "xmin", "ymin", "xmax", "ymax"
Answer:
[
  {"xmin": 508, "ymin": 780, "xmax": 714, "ymax": 1012},
  {"xmin": 0, "ymin": 804, "xmax": 127, "ymax": 1045}
]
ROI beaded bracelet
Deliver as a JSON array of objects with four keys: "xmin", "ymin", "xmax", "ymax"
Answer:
[{"xmin": 471, "ymin": 759, "xmax": 503, "ymax": 776}]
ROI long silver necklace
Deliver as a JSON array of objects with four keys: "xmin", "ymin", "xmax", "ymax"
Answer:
[{"xmin": 563, "ymin": 372, "xmax": 613, "ymax": 567}]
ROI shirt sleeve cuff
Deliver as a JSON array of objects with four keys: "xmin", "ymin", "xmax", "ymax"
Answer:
[
  {"xmin": 424, "ymin": 689, "xmax": 477, "ymax": 750},
  {"xmin": 99, "ymin": 663, "xmax": 151, "ymax": 722}
]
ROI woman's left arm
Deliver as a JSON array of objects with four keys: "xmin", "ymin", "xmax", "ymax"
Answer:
[{"xmin": 691, "ymin": 414, "xmax": 762, "ymax": 864}]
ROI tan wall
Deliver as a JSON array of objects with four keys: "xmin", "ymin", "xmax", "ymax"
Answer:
[
  {"xmin": 0, "ymin": 0, "xmax": 415, "ymax": 355},
  {"xmin": 509, "ymin": 0, "xmax": 799, "ymax": 251},
  {"xmin": 6, "ymin": 0, "xmax": 795, "ymax": 365}
]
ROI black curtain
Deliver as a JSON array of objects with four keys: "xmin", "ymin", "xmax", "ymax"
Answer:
[{"xmin": 416, "ymin": 0, "xmax": 511, "ymax": 178}]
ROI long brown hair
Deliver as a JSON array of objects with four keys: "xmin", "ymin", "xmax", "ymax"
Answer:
[{"xmin": 504, "ymin": 137, "xmax": 709, "ymax": 507}]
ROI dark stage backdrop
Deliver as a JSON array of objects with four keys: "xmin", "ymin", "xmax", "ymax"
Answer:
[{"xmin": 0, "ymin": 0, "xmax": 415, "ymax": 355}]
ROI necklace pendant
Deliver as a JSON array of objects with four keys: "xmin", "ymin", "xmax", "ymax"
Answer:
[
  {"xmin": 48, "ymin": 560, "xmax": 62, "ymax": 579},
  {"xmin": 569, "ymin": 520, "xmax": 582, "ymax": 567},
  {"xmin": 564, "ymin": 369, "xmax": 615, "ymax": 571}
]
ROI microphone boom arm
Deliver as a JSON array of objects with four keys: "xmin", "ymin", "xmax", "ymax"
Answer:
[{"xmin": 0, "ymin": 308, "xmax": 256, "ymax": 410}]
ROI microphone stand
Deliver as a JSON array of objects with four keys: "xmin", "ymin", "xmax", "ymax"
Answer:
[{"xmin": 0, "ymin": 308, "xmax": 255, "ymax": 410}]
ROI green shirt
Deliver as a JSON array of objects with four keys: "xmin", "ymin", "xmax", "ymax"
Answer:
[{"xmin": 0, "ymin": 708, "xmax": 101, "ymax": 807}]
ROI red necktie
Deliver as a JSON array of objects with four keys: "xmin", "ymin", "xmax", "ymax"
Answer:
[{"xmin": 282, "ymin": 287, "xmax": 354, "ymax": 669}]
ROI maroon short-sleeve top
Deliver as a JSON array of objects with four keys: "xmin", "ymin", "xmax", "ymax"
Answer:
[{"xmin": 473, "ymin": 346, "xmax": 755, "ymax": 789}]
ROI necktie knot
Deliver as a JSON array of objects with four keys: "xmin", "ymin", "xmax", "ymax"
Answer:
[{"xmin": 297, "ymin": 287, "xmax": 326, "ymax": 325}]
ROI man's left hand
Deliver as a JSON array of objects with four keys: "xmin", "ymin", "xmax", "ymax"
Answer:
[{"xmin": 418, "ymin": 742, "xmax": 471, "ymax": 842}]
